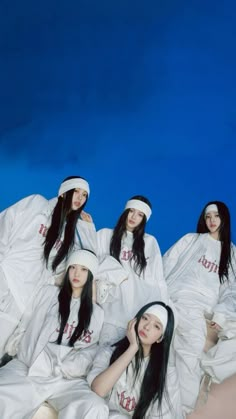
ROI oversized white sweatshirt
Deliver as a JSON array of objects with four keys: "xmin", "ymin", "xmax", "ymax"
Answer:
[
  {"xmin": 87, "ymin": 346, "xmax": 183, "ymax": 418},
  {"xmin": 163, "ymin": 233, "xmax": 236, "ymax": 329},
  {"xmin": 6, "ymin": 285, "xmax": 104, "ymax": 378},
  {"xmin": 96, "ymin": 228, "xmax": 168, "ymax": 329}
]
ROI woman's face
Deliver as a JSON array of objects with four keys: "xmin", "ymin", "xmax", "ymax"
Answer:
[
  {"xmin": 137, "ymin": 312, "xmax": 163, "ymax": 351},
  {"xmin": 126, "ymin": 208, "xmax": 144, "ymax": 232},
  {"xmin": 205, "ymin": 210, "xmax": 221, "ymax": 239},
  {"xmin": 69, "ymin": 264, "xmax": 89, "ymax": 296},
  {"xmin": 71, "ymin": 188, "xmax": 88, "ymax": 211}
]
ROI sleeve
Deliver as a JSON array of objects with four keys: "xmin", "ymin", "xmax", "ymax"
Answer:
[
  {"xmin": 0, "ymin": 194, "xmax": 47, "ymax": 262},
  {"xmin": 147, "ymin": 236, "xmax": 168, "ymax": 303},
  {"xmin": 5, "ymin": 285, "xmax": 57, "ymax": 356},
  {"xmin": 60, "ymin": 344, "xmax": 99, "ymax": 379},
  {"xmin": 0, "ymin": 204, "xmax": 14, "ymax": 262},
  {"xmin": 163, "ymin": 233, "xmax": 197, "ymax": 282},
  {"xmin": 96, "ymin": 229, "xmax": 113, "ymax": 258},
  {"xmin": 211, "ymin": 245, "xmax": 236, "ymax": 330},
  {"xmin": 75, "ymin": 218, "xmax": 97, "ymax": 253},
  {"xmin": 95, "ymin": 255, "xmax": 128, "ymax": 304},
  {"xmin": 87, "ymin": 346, "xmax": 113, "ymax": 386}
]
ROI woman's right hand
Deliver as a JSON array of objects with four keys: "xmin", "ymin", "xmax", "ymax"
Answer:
[{"xmin": 126, "ymin": 318, "xmax": 139, "ymax": 351}]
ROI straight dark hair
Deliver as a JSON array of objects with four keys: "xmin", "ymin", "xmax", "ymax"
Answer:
[
  {"xmin": 44, "ymin": 176, "xmax": 88, "ymax": 271},
  {"xmin": 110, "ymin": 301, "xmax": 174, "ymax": 418},
  {"xmin": 110, "ymin": 196, "xmax": 152, "ymax": 275},
  {"xmin": 197, "ymin": 201, "xmax": 235, "ymax": 283},
  {"xmin": 56, "ymin": 263, "xmax": 93, "ymax": 346}
]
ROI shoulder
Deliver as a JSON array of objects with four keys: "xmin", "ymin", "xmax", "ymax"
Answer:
[{"xmin": 97, "ymin": 228, "xmax": 113, "ymax": 238}]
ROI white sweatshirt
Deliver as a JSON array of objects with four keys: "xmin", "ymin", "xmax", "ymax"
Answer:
[
  {"xmin": 87, "ymin": 346, "xmax": 183, "ymax": 418},
  {"xmin": 163, "ymin": 233, "xmax": 236, "ymax": 328},
  {"xmin": 7, "ymin": 285, "xmax": 104, "ymax": 378},
  {"xmin": 96, "ymin": 228, "xmax": 168, "ymax": 329}
]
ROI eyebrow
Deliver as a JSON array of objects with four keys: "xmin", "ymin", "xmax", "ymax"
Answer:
[{"xmin": 144, "ymin": 313, "xmax": 163, "ymax": 326}]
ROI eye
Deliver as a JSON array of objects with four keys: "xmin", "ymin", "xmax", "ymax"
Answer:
[
  {"xmin": 82, "ymin": 192, "xmax": 87, "ymax": 198},
  {"xmin": 155, "ymin": 324, "xmax": 161, "ymax": 330},
  {"xmin": 70, "ymin": 265, "xmax": 76, "ymax": 270},
  {"xmin": 81, "ymin": 267, "xmax": 88, "ymax": 272},
  {"xmin": 142, "ymin": 315, "xmax": 148, "ymax": 320}
]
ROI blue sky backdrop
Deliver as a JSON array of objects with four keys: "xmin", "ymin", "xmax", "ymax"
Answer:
[{"xmin": 0, "ymin": 0, "xmax": 235, "ymax": 253}]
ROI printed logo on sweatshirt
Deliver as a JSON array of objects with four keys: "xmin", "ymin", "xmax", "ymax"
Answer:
[
  {"xmin": 57, "ymin": 321, "xmax": 93, "ymax": 343},
  {"xmin": 38, "ymin": 224, "xmax": 63, "ymax": 250},
  {"xmin": 198, "ymin": 255, "xmax": 219, "ymax": 274},
  {"xmin": 117, "ymin": 390, "xmax": 136, "ymax": 412},
  {"xmin": 121, "ymin": 250, "xmax": 133, "ymax": 261}
]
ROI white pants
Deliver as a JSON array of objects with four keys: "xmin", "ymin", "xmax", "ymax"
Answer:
[
  {"xmin": 0, "ymin": 359, "xmax": 109, "ymax": 419},
  {"xmin": 174, "ymin": 303, "xmax": 207, "ymax": 414}
]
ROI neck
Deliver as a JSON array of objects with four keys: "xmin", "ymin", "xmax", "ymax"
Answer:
[
  {"xmin": 72, "ymin": 288, "xmax": 82, "ymax": 298},
  {"xmin": 142, "ymin": 343, "xmax": 151, "ymax": 357},
  {"xmin": 209, "ymin": 231, "xmax": 220, "ymax": 241}
]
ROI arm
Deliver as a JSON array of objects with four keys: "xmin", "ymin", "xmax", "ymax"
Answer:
[
  {"xmin": 5, "ymin": 285, "xmax": 57, "ymax": 356},
  {"xmin": 91, "ymin": 319, "xmax": 138, "ymax": 397},
  {"xmin": 75, "ymin": 217, "xmax": 97, "ymax": 253},
  {"xmin": 147, "ymin": 236, "xmax": 168, "ymax": 303},
  {"xmin": 163, "ymin": 233, "xmax": 197, "ymax": 282}
]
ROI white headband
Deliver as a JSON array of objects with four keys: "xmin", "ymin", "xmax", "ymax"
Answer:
[
  {"xmin": 58, "ymin": 178, "xmax": 90, "ymax": 197},
  {"xmin": 66, "ymin": 250, "xmax": 98, "ymax": 276},
  {"xmin": 145, "ymin": 304, "xmax": 168, "ymax": 332},
  {"xmin": 205, "ymin": 204, "xmax": 218, "ymax": 215},
  {"xmin": 125, "ymin": 199, "xmax": 152, "ymax": 221}
]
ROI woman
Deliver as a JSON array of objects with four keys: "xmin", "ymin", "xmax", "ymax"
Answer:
[
  {"xmin": 87, "ymin": 301, "xmax": 182, "ymax": 418},
  {"xmin": 96, "ymin": 196, "xmax": 168, "ymax": 344},
  {"xmin": 0, "ymin": 175, "xmax": 96, "ymax": 359},
  {"xmin": 0, "ymin": 249, "xmax": 104, "ymax": 419},
  {"xmin": 163, "ymin": 201, "xmax": 236, "ymax": 414}
]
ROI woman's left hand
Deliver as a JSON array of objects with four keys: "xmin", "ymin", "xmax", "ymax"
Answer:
[
  {"xmin": 80, "ymin": 210, "xmax": 93, "ymax": 223},
  {"xmin": 126, "ymin": 318, "xmax": 139, "ymax": 351}
]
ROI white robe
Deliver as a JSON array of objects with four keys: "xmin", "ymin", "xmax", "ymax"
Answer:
[
  {"xmin": 86, "ymin": 345, "xmax": 183, "ymax": 418},
  {"xmin": 96, "ymin": 228, "xmax": 167, "ymax": 343},
  {"xmin": 0, "ymin": 285, "xmax": 104, "ymax": 419},
  {"xmin": 0, "ymin": 194, "xmax": 97, "ymax": 357},
  {"xmin": 163, "ymin": 233, "xmax": 236, "ymax": 413}
]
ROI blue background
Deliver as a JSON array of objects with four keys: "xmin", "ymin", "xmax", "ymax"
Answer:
[{"xmin": 0, "ymin": 0, "xmax": 235, "ymax": 253}]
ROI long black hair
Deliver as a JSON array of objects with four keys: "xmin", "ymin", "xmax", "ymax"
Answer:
[
  {"xmin": 56, "ymin": 258, "xmax": 94, "ymax": 346},
  {"xmin": 44, "ymin": 176, "xmax": 88, "ymax": 271},
  {"xmin": 197, "ymin": 201, "xmax": 235, "ymax": 283},
  {"xmin": 110, "ymin": 301, "xmax": 174, "ymax": 418},
  {"xmin": 110, "ymin": 195, "xmax": 152, "ymax": 276}
]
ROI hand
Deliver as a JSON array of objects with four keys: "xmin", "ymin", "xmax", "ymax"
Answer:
[
  {"xmin": 92, "ymin": 280, "xmax": 97, "ymax": 302},
  {"xmin": 210, "ymin": 321, "xmax": 222, "ymax": 331},
  {"xmin": 126, "ymin": 318, "xmax": 139, "ymax": 350},
  {"xmin": 80, "ymin": 211, "xmax": 93, "ymax": 223}
]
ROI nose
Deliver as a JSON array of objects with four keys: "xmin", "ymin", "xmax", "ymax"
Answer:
[
  {"xmin": 144, "ymin": 321, "xmax": 150, "ymax": 331},
  {"xmin": 131, "ymin": 211, "xmax": 137, "ymax": 220},
  {"xmin": 74, "ymin": 267, "xmax": 81, "ymax": 277}
]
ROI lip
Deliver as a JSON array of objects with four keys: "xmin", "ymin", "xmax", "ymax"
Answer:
[
  {"xmin": 72, "ymin": 279, "xmax": 80, "ymax": 283},
  {"xmin": 139, "ymin": 330, "xmax": 147, "ymax": 338}
]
